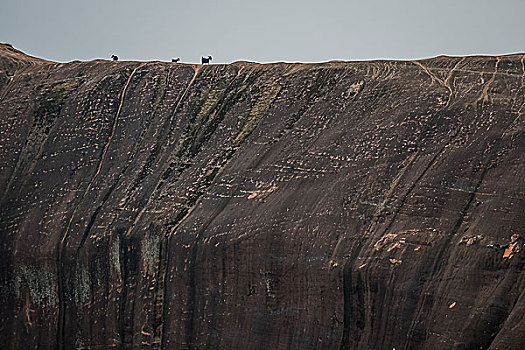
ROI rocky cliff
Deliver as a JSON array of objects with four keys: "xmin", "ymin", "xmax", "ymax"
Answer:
[{"xmin": 0, "ymin": 43, "xmax": 524, "ymax": 349}]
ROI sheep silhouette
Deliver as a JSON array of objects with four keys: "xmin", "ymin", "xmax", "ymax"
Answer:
[
  {"xmin": 201, "ymin": 56, "xmax": 212, "ymax": 64},
  {"xmin": 172, "ymin": 58, "xmax": 180, "ymax": 63},
  {"xmin": 111, "ymin": 55, "xmax": 118, "ymax": 61}
]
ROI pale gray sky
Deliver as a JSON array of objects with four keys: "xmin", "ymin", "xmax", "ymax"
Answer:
[{"xmin": 1, "ymin": 0, "xmax": 524, "ymax": 64}]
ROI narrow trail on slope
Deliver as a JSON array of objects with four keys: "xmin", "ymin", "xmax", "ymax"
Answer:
[
  {"xmin": 430, "ymin": 67, "xmax": 518, "ymax": 78},
  {"xmin": 443, "ymin": 57, "xmax": 466, "ymax": 107},
  {"xmin": 503, "ymin": 55, "xmax": 525, "ymax": 138},
  {"xmin": 411, "ymin": 57, "xmax": 466, "ymax": 108},
  {"xmin": 411, "ymin": 61, "xmax": 445, "ymax": 87},
  {"xmin": 481, "ymin": 57, "xmax": 500, "ymax": 104},
  {"xmin": 55, "ymin": 62, "xmax": 145, "ymax": 350},
  {"xmin": 473, "ymin": 57, "xmax": 500, "ymax": 108}
]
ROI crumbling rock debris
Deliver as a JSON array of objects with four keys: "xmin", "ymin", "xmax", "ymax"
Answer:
[{"xmin": 0, "ymin": 44, "xmax": 524, "ymax": 349}]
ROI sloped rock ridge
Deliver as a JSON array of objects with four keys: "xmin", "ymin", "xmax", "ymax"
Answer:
[{"xmin": 0, "ymin": 44, "xmax": 524, "ymax": 349}]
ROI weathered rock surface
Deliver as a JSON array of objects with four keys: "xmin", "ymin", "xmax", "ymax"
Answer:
[{"xmin": 0, "ymin": 43, "xmax": 524, "ymax": 349}]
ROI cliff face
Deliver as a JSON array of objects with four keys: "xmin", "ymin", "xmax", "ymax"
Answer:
[{"xmin": 0, "ymin": 43, "xmax": 523, "ymax": 349}]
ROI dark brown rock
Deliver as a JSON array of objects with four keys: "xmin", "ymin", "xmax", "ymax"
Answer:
[{"xmin": 0, "ymin": 44, "xmax": 524, "ymax": 349}]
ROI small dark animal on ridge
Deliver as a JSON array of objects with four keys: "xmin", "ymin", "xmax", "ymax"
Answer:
[
  {"xmin": 172, "ymin": 58, "xmax": 180, "ymax": 63},
  {"xmin": 201, "ymin": 55, "xmax": 212, "ymax": 64},
  {"xmin": 111, "ymin": 55, "xmax": 118, "ymax": 61}
]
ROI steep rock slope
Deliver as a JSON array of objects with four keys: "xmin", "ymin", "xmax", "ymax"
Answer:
[{"xmin": 0, "ymin": 44, "xmax": 524, "ymax": 349}]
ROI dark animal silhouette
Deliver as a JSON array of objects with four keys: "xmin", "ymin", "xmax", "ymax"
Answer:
[
  {"xmin": 201, "ymin": 55, "xmax": 212, "ymax": 64},
  {"xmin": 111, "ymin": 55, "xmax": 118, "ymax": 61},
  {"xmin": 172, "ymin": 58, "xmax": 180, "ymax": 63}
]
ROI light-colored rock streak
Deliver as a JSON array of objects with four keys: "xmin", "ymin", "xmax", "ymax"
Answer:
[
  {"xmin": 411, "ymin": 61, "xmax": 445, "ymax": 87},
  {"xmin": 443, "ymin": 57, "xmax": 466, "ymax": 107},
  {"xmin": 475, "ymin": 57, "xmax": 500, "ymax": 107}
]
